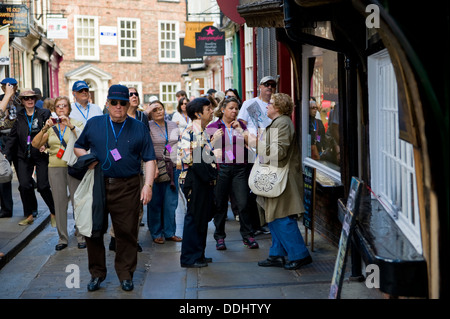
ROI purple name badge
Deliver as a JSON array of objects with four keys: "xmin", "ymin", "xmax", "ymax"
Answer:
[
  {"xmin": 110, "ymin": 148, "xmax": 122, "ymax": 161},
  {"xmin": 165, "ymin": 144, "xmax": 172, "ymax": 153},
  {"xmin": 27, "ymin": 135, "xmax": 31, "ymax": 144}
]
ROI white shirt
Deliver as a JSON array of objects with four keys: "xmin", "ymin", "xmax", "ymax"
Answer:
[
  {"xmin": 70, "ymin": 102, "xmax": 103, "ymax": 125},
  {"xmin": 237, "ymin": 97, "xmax": 272, "ymax": 137},
  {"xmin": 171, "ymin": 111, "xmax": 191, "ymax": 132}
]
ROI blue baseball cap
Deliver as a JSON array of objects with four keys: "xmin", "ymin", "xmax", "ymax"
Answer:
[
  {"xmin": 107, "ymin": 84, "xmax": 129, "ymax": 102},
  {"xmin": 1, "ymin": 78, "xmax": 18, "ymax": 85},
  {"xmin": 72, "ymin": 80, "xmax": 89, "ymax": 92}
]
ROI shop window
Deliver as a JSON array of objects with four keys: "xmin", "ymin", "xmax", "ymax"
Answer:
[
  {"xmin": 368, "ymin": 49, "xmax": 422, "ymax": 252},
  {"xmin": 118, "ymin": 18, "xmax": 141, "ymax": 62},
  {"xmin": 306, "ymin": 50, "xmax": 341, "ymax": 174}
]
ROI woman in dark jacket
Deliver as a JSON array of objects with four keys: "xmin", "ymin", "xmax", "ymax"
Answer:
[{"xmin": 4, "ymin": 89, "xmax": 55, "ymax": 226}]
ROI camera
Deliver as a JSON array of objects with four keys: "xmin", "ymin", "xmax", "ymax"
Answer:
[{"xmin": 51, "ymin": 117, "xmax": 61, "ymax": 124}]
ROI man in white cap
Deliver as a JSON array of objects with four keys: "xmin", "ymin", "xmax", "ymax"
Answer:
[{"xmin": 70, "ymin": 80, "xmax": 103, "ymax": 125}]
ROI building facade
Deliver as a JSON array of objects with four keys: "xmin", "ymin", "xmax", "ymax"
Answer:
[
  {"xmin": 50, "ymin": 0, "xmax": 187, "ymax": 113},
  {"xmin": 218, "ymin": 0, "xmax": 448, "ymax": 298},
  {"xmin": 1, "ymin": 0, "xmax": 63, "ymax": 98}
]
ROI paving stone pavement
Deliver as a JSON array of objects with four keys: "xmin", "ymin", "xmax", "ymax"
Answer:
[{"xmin": 0, "ymin": 176, "xmax": 384, "ymax": 300}]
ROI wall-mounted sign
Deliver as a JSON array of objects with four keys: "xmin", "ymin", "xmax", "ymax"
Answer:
[
  {"xmin": 47, "ymin": 18, "xmax": 68, "ymax": 39},
  {"xmin": 184, "ymin": 21, "xmax": 213, "ymax": 49},
  {"xmin": 195, "ymin": 26, "xmax": 225, "ymax": 57},
  {"xmin": 180, "ymin": 38, "xmax": 202, "ymax": 64},
  {"xmin": 100, "ymin": 26, "xmax": 117, "ymax": 45},
  {"xmin": 0, "ymin": 4, "xmax": 29, "ymax": 37}
]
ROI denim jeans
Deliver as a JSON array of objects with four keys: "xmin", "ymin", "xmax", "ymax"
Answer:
[
  {"xmin": 147, "ymin": 168, "xmax": 180, "ymax": 239},
  {"xmin": 268, "ymin": 216, "xmax": 310, "ymax": 261}
]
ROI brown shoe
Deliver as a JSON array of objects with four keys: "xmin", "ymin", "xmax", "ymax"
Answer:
[
  {"xmin": 153, "ymin": 237, "xmax": 165, "ymax": 244},
  {"xmin": 166, "ymin": 236, "xmax": 182, "ymax": 242}
]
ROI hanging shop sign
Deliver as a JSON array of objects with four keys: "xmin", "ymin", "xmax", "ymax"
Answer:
[
  {"xmin": 0, "ymin": 4, "xmax": 29, "ymax": 37},
  {"xmin": 47, "ymin": 18, "xmax": 68, "ymax": 39},
  {"xmin": 184, "ymin": 21, "xmax": 213, "ymax": 49},
  {"xmin": 180, "ymin": 38, "xmax": 203, "ymax": 64},
  {"xmin": 195, "ymin": 26, "xmax": 225, "ymax": 57}
]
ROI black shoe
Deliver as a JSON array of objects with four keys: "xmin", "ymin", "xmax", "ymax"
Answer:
[
  {"xmin": 137, "ymin": 243, "xmax": 142, "ymax": 252},
  {"xmin": 77, "ymin": 242, "xmax": 87, "ymax": 249},
  {"xmin": 87, "ymin": 277, "xmax": 104, "ymax": 291},
  {"xmin": 200, "ymin": 257, "xmax": 212, "ymax": 263},
  {"xmin": 32, "ymin": 211, "xmax": 38, "ymax": 218},
  {"xmin": 109, "ymin": 237, "xmax": 116, "ymax": 251},
  {"xmin": 258, "ymin": 256, "xmax": 286, "ymax": 267},
  {"xmin": 55, "ymin": 243, "xmax": 68, "ymax": 251},
  {"xmin": 181, "ymin": 261, "xmax": 208, "ymax": 268},
  {"xmin": 121, "ymin": 279, "xmax": 134, "ymax": 291},
  {"xmin": 0, "ymin": 212, "xmax": 12, "ymax": 218},
  {"xmin": 283, "ymin": 255, "xmax": 313, "ymax": 270}
]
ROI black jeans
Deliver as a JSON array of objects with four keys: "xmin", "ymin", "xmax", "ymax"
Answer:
[{"xmin": 213, "ymin": 164, "xmax": 253, "ymax": 240}]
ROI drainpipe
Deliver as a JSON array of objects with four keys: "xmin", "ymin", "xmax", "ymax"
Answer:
[{"xmin": 31, "ymin": 36, "xmax": 42, "ymax": 89}]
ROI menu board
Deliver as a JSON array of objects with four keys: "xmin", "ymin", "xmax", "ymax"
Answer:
[
  {"xmin": 329, "ymin": 177, "xmax": 362, "ymax": 299},
  {"xmin": 303, "ymin": 165, "xmax": 316, "ymax": 230},
  {"xmin": 0, "ymin": 5, "xmax": 29, "ymax": 37}
]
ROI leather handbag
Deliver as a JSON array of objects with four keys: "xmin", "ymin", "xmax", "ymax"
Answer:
[
  {"xmin": 248, "ymin": 158, "xmax": 289, "ymax": 198},
  {"xmin": 155, "ymin": 158, "xmax": 171, "ymax": 183}
]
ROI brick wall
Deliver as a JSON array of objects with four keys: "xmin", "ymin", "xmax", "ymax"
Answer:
[{"xmin": 51, "ymin": 0, "xmax": 187, "ymax": 108}]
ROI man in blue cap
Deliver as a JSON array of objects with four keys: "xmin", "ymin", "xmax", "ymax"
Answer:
[
  {"xmin": 0, "ymin": 78, "xmax": 23, "ymax": 218},
  {"xmin": 74, "ymin": 84, "xmax": 157, "ymax": 292},
  {"xmin": 70, "ymin": 80, "xmax": 103, "ymax": 125}
]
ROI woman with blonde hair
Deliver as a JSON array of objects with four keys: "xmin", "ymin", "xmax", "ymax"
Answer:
[{"xmin": 32, "ymin": 96, "xmax": 85, "ymax": 251}]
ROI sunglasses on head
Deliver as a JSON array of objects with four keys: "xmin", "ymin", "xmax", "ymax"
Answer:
[
  {"xmin": 129, "ymin": 92, "xmax": 139, "ymax": 97},
  {"xmin": 110, "ymin": 100, "xmax": 128, "ymax": 107},
  {"xmin": 263, "ymin": 82, "xmax": 277, "ymax": 88}
]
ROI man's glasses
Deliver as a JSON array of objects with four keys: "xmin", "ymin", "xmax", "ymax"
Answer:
[
  {"xmin": 110, "ymin": 100, "xmax": 128, "ymax": 107},
  {"xmin": 263, "ymin": 82, "xmax": 277, "ymax": 88},
  {"xmin": 76, "ymin": 88, "xmax": 89, "ymax": 93},
  {"xmin": 22, "ymin": 96, "xmax": 35, "ymax": 101},
  {"xmin": 129, "ymin": 92, "xmax": 139, "ymax": 97},
  {"xmin": 309, "ymin": 106, "xmax": 318, "ymax": 110}
]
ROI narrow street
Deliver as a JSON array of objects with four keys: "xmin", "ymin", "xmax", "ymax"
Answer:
[{"xmin": 0, "ymin": 177, "xmax": 382, "ymax": 300}]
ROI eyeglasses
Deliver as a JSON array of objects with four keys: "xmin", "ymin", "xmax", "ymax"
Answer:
[
  {"xmin": 110, "ymin": 100, "xmax": 128, "ymax": 107},
  {"xmin": 309, "ymin": 106, "xmax": 318, "ymax": 110},
  {"xmin": 129, "ymin": 92, "xmax": 139, "ymax": 97},
  {"xmin": 263, "ymin": 82, "xmax": 277, "ymax": 88},
  {"xmin": 56, "ymin": 104, "xmax": 68, "ymax": 108},
  {"xmin": 22, "ymin": 96, "xmax": 35, "ymax": 101},
  {"xmin": 76, "ymin": 88, "xmax": 89, "ymax": 93}
]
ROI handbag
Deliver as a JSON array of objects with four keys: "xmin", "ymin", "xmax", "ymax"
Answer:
[
  {"xmin": 248, "ymin": 158, "xmax": 289, "ymax": 198},
  {"xmin": 155, "ymin": 158, "xmax": 171, "ymax": 183},
  {"xmin": 0, "ymin": 155, "xmax": 13, "ymax": 183}
]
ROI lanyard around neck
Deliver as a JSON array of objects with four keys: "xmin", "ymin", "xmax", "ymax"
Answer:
[
  {"xmin": 57, "ymin": 123, "xmax": 67, "ymax": 146},
  {"xmin": 220, "ymin": 120, "xmax": 233, "ymax": 145},
  {"xmin": 75, "ymin": 102, "xmax": 90, "ymax": 121},
  {"xmin": 24, "ymin": 108, "xmax": 35, "ymax": 134},
  {"xmin": 109, "ymin": 116, "xmax": 127, "ymax": 144}
]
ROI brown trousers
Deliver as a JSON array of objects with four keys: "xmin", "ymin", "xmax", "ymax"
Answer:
[{"xmin": 85, "ymin": 174, "xmax": 141, "ymax": 282}]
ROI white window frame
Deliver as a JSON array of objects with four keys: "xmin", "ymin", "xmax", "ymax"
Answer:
[
  {"xmin": 160, "ymin": 82, "xmax": 180, "ymax": 106},
  {"xmin": 368, "ymin": 49, "xmax": 422, "ymax": 253},
  {"xmin": 117, "ymin": 18, "xmax": 141, "ymax": 62},
  {"xmin": 224, "ymin": 37, "xmax": 234, "ymax": 90},
  {"xmin": 119, "ymin": 81, "xmax": 143, "ymax": 101},
  {"xmin": 74, "ymin": 15, "xmax": 99, "ymax": 61},
  {"xmin": 158, "ymin": 20, "xmax": 180, "ymax": 63},
  {"xmin": 244, "ymin": 25, "xmax": 254, "ymax": 100}
]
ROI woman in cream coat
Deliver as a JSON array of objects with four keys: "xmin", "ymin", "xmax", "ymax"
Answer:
[{"xmin": 235, "ymin": 93, "xmax": 312, "ymax": 270}]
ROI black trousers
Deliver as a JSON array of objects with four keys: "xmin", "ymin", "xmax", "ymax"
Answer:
[
  {"xmin": 213, "ymin": 164, "xmax": 253, "ymax": 240},
  {"xmin": 16, "ymin": 155, "xmax": 54, "ymax": 217}
]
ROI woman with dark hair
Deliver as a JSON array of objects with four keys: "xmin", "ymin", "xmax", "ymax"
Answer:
[
  {"xmin": 171, "ymin": 97, "xmax": 191, "ymax": 131},
  {"xmin": 4, "ymin": 89, "xmax": 55, "ymax": 226},
  {"xmin": 224, "ymin": 88, "xmax": 242, "ymax": 108},
  {"xmin": 178, "ymin": 97, "xmax": 223, "ymax": 268}
]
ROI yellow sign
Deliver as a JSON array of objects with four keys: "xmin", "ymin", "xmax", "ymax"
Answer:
[{"xmin": 184, "ymin": 21, "xmax": 213, "ymax": 48}]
